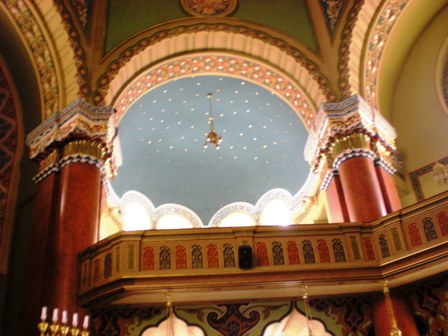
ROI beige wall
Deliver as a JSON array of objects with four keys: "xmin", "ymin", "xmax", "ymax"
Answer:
[{"xmin": 389, "ymin": 6, "xmax": 448, "ymax": 204}]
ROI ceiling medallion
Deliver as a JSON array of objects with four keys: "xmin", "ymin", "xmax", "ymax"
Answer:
[{"xmin": 180, "ymin": 0, "xmax": 237, "ymax": 17}]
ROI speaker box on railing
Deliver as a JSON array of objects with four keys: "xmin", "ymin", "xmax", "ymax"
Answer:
[{"xmin": 238, "ymin": 245, "xmax": 253, "ymax": 269}]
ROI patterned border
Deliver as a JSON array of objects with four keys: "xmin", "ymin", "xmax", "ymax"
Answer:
[
  {"xmin": 69, "ymin": 0, "xmax": 89, "ymax": 28},
  {"xmin": 94, "ymin": 22, "xmax": 334, "ymax": 106},
  {"xmin": 153, "ymin": 204, "xmax": 204, "ymax": 228},
  {"xmin": 26, "ymin": 98, "xmax": 115, "ymax": 159},
  {"xmin": 59, "ymin": 154, "xmax": 103, "ymax": 169},
  {"xmin": 208, "ymin": 202, "xmax": 256, "ymax": 227},
  {"xmin": 32, "ymin": 164, "xmax": 59, "ymax": 184},
  {"xmin": 2, "ymin": 0, "xmax": 60, "ymax": 117},
  {"xmin": 374, "ymin": 157, "xmax": 396, "ymax": 175},
  {"xmin": 113, "ymin": 54, "xmax": 316, "ymax": 129},
  {"xmin": 363, "ymin": 0, "xmax": 409, "ymax": 108},
  {"xmin": 332, "ymin": 148, "xmax": 375, "ymax": 170},
  {"xmin": 319, "ymin": 0, "xmax": 346, "ymax": 33},
  {"xmin": 338, "ymin": 0, "xmax": 364, "ymax": 99},
  {"xmin": 52, "ymin": 0, "xmax": 89, "ymax": 98},
  {"xmin": 321, "ymin": 169, "xmax": 337, "ymax": 191}
]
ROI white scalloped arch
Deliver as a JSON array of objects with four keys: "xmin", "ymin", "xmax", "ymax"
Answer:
[{"xmin": 263, "ymin": 308, "xmax": 333, "ymax": 336}]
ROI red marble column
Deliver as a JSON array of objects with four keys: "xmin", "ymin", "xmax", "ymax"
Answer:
[
  {"xmin": 24, "ymin": 99, "xmax": 115, "ymax": 332},
  {"xmin": 375, "ymin": 165, "xmax": 401, "ymax": 213},
  {"xmin": 49, "ymin": 162, "xmax": 101, "ymax": 312},
  {"xmin": 325, "ymin": 173, "xmax": 350, "ymax": 223},
  {"xmin": 371, "ymin": 291, "xmax": 419, "ymax": 336},
  {"xmin": 338, "ymin": 157, "xmax": 387, "ymax": 222}
]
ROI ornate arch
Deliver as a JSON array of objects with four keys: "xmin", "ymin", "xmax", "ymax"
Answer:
[
  {"xmin": 112, "ymin": 53, "xmax": 318, "ymax": 130},
  {"xmin": 0, "ymin": 0, "xmax": 79, "ymax": 119},
  {"xmin": 348, "ymin": 0, "xmax": 410, "ymax": 108},
  {"xmin": 95, "ymin": 20, "xmax": 330, "ymax": 110}
]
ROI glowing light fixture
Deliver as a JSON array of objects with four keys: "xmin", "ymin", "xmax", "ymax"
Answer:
[{"xmin": 203, "ymin": 93, "xmax": 222, "ymax": 150}]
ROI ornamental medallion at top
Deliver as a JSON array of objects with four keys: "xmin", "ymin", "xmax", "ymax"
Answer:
[
  {"xmin": 114, "ymin": 55, "xmax": 316, "ymax": 130},
  {"xmin": 180, "ymin": 0, "xmax": 237, "ymax": 17},
  {"xmin": 364, "ymin": 0, "xmax": 409, "ymax": 108}
]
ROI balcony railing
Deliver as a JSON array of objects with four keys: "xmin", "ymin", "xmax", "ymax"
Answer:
[{"xmin": 78, "ymin": 191, "xmax": 448, "ymax": 306}]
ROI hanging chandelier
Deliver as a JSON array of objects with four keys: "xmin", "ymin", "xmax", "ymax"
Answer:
[{"xmin": 203, "ymin": 93, "xmax": 222, "ymax": 150}]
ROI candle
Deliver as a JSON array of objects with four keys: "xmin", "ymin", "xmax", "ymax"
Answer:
[
  {"xmin": 40, "ymin": 306, "xmax": 47, "ymax": 321},
  {"xmin": 83, "ymin": 315, "xmax": 89, "ymax": 329},
  {"xmin": 72, "ymin": 312, "xmax": 79, "ymax": 327},
  {"xmin": 52, "ymin": 308, "xmax": 59, "ymax": 323},
  {"xmin": 62, "ymin": 310, "xmax": 68, "ymax": 324}
]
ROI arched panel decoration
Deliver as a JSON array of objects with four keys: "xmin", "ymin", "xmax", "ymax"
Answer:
[
  {"xmin": 263, "ymin": 306, "xmax": 333, "ymax": 336},
  {"xmin": 111, "ymin": 53, "xmax": 318, "ymax": 130},
  {"xmin": 100, "ymin": 21, "xmax": 328, "ymax": 109}
]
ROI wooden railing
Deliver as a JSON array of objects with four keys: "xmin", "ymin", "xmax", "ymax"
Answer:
[{"xmin": 78, "ymin": 191, "xmax": 448, "ymax": 306}]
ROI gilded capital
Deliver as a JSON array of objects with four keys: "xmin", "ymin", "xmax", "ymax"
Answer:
[
  {"xmin": 304, "ymin": 94, "xmax": 397, "ymax": 173},
  {"xmin": 26, "ymin": 98, "xmax": 120, "ymax": 181}
]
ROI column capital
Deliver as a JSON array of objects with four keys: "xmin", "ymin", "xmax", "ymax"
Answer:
[
  {"xmin": 304, "ymin": 94, "xmax": 397, "ymax": 173},
  {"xmin": 26, "ymin": 98, "xmax": 120, "ymax": 182}
]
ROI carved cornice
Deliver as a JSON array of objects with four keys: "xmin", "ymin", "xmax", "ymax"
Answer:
[
  {"xmin": 304, "ymin": 94, "xmax": 397, "ymax": 172},
  {"xmin": 26, "ymin": 98, "xmax": 114, "ymax": 158},
  {"xmin": 94, "ymin": 22, "xmax": 334, "ymax": 106},
  {"xmin": 26, "ymin": 98, "xmax": 119, "ymax": 181}
]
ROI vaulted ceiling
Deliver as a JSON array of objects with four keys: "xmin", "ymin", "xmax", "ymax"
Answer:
[{"xmin": 1, "ymin": 0, "xmax": 446, "ymax": 223}]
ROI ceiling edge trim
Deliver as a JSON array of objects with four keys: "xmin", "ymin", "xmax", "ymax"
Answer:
[
  {"xmin": 111, "ymin": 52, "xmax": 318, "ymax": 131},
  {"xmin": 94, "ymin": 21, "xmax": 331, "ymax": 109}
]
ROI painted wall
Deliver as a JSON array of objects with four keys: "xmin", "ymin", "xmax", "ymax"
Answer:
[
  {"xmin": 89, "ymin": 272, "xmax": 448, "ymax": 336},
  {"xmin": 389, "ymin": 6, "xmax": 448, "ymax": 205}
]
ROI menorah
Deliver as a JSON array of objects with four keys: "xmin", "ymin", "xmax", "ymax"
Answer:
[{"xmin": 38, "ymin": 307, "xmax": 90, "ymax": 336}]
